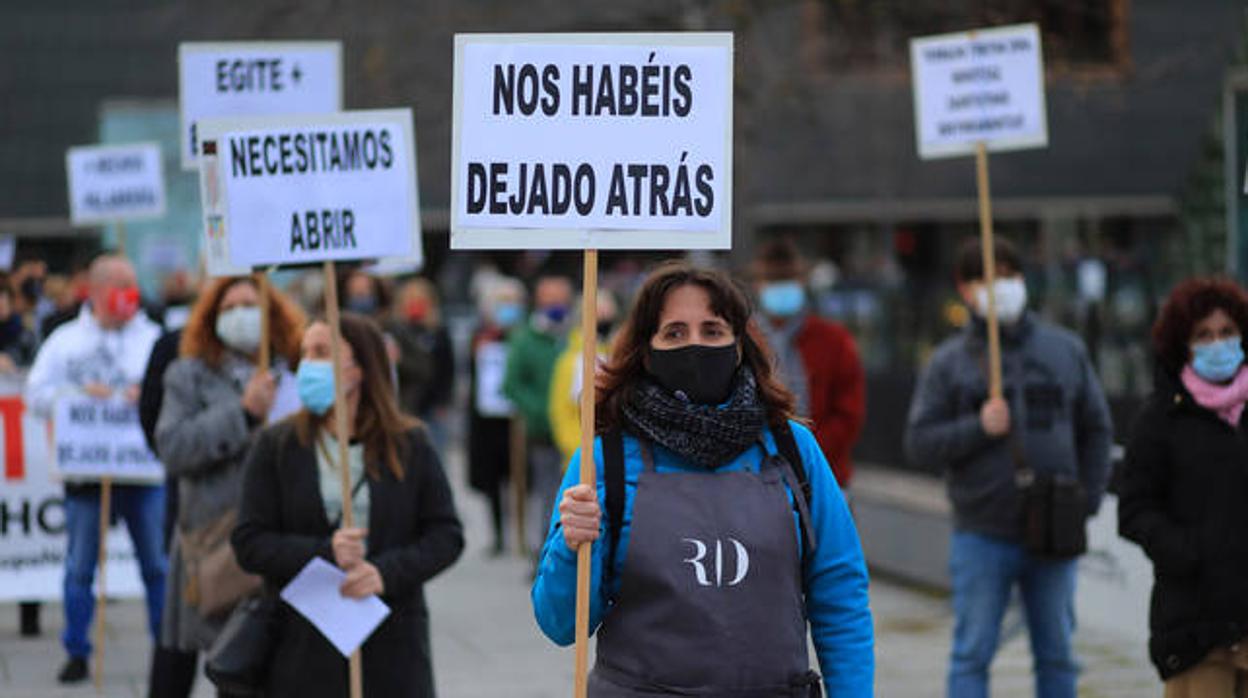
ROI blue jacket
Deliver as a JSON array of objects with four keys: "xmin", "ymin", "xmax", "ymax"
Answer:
[{"xmin": 531, "ymin": 420, "xmax": 874, "ymax": 697}]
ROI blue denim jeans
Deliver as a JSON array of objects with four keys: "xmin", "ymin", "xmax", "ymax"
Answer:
[
  {"xmin": 947, "ymin": 530, "xmax": 1078, "ymax": 698},
  {"xmin": 62, "ymin": 485, "xmax": 167, "ymax": 659}
]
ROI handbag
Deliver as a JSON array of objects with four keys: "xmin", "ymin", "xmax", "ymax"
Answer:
[
  {"xmin": 1011, "ymin": 434, "xmax": 1087, "ymax": 559},
  {"xmin": 179, "ymin": 508, "xmax": 262, "ymax": 618},
  {"xmin": 204, "ymin": 593, "xmax": 279, "ymax": 695}
]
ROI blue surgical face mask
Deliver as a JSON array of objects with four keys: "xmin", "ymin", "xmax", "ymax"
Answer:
[
  {"xmin": 760, "ymin": 281, "xmax": 805, "ymax": 318},
  {"xmin": 297, "ymin": 359, "xmax": 336, "ymax": 415},
  {"xmin": 1191, "ymin": 336, "xmax": 1245, "ymax": 383},
  {"xmin": 494, "ymin": 302, "xmax": 523, "ymax": 329}
]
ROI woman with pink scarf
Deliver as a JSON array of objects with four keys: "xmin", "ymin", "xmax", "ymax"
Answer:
[{"xmin": 1120, "ymin": 277, "xmax": 1248, "ymax": 697}]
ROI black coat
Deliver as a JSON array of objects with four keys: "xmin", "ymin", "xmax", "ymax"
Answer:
[
  {"xmin": 1118, "ymin": 370, "xmax": 1248, "ymax": 679},
  {"xmin": 232, "ymin": 420, "xmax": 464, "ymax": 698}
]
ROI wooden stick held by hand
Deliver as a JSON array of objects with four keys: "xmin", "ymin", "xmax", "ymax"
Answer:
[
  {"xmin": 975, "ymin": 142, "xmax": 1003, "ymax": 399},
  {"xmin": 573, "ymin": 249, "xmax": 599, "ymax": 698},
  {"xmin": 322, "ymin": 260, "xmax": 364, "ymax": 698}
]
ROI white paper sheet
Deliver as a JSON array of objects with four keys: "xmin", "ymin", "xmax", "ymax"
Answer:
[{"xmin": 280, "ymin": 558, "xmax": 390, "ymax": 657}]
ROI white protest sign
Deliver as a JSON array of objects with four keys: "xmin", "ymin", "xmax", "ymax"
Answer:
[
  {"xmin": 197, "ymin": 109, "xmax": 422, "ymax": 269},
  {"xmin": 451, "ymin": 33, "xmax": 734, "ymax": 250},
  {"xmin": 910, "ymin": 23, "xmax": 1047, "ymax": 160},
  {"xmin": 474, "ymin": 341, "xmax": 513, "ymax": 418},
  {"xmin": 53, "ymin": 397, "xmax": 164, "ymax": 483},
  {"xmin": 179, "ymin": 41, "xmax": 342, "ymax": 170},
  {"xmin": 197, "ymin": 138, "xmax": 248, "ymax": 277},
  {"xmin": 0, "ymin": 384, "xmax": 143, "ymax": 601},
  {"xmin": 65, "ymin": 143, "xmax": 166, "ymax": 225}
]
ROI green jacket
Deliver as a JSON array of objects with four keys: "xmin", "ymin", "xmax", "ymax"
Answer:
[{"xmin": 502, "ymin": 322, "xmax": 565, "ymax": 441}]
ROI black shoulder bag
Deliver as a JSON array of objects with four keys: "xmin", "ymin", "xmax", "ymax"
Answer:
[{"xmin": 986, "ymin": 351, "xmax": 1088, "ymax": 559}]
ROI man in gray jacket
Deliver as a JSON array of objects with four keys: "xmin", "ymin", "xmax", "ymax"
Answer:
[{"xmin": 905, "ymin": 238, "xmax": 1112, "ymax": 698}]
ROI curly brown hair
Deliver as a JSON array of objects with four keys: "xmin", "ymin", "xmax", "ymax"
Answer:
[
  {"xmin": 1152, "ymin": 277, "xmax": 1248, "ymax": 375},
  {"xmin": 180, "ymin": 276, "xmax": 306, "ymax": 368},
  {"xmin": 596, "ymin": 261, "xmax": 797, "ymax": 433}
]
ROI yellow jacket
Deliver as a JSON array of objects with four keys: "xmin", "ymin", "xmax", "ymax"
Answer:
[{"xmin": 549, "ymin": 329, "xmax": 606, "ymax": 466}]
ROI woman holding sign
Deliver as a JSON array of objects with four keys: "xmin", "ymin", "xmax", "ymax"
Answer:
[
  {"xmin": 232, "ymin": 312, "xmax": 463, "ymax": 698},
  {"xmin": 152, "ymin": 275, "xmax": 304, "ymax": 697},
  {"xmin": 531, "ymin": 262, "xmax": 874, "ymax": 697}
]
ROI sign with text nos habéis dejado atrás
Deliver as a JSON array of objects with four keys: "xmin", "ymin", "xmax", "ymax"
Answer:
[
  {"xmin": 910, "ymin": 23, "xmax": 1048, "ymax": 160},
  {"xmin": 195, "ymin": 109, "xmax": 421, "ymax": 270},
  {"xmin": 178, "ymin": 41, "xmax": 342, "ymax": 171},
  {"xmin": 53, "ymin": 396, "xmax": 164, "ymax": 483},
  {"xmin": 450, "ymin": 33, "xmax": 734, "ymax": 250},
  {"xmin": 65, "ymin": 142, "xmax": 166, "ymax": 226}
]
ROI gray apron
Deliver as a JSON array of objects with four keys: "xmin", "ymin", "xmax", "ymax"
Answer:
[{"xmin": 589, "ymin": 438, "xmax": 822, "ymax": 697}]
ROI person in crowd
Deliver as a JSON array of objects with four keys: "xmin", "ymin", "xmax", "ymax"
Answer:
[
  {"xmin": 232, "ymin": 312, "xmax": 463, "ymax": 698},
  {"xmin": 752, "ymin": 238, "xmax": 866, "ymax": 488},
  {"xmin": 25, "ymin": 253, "xmax": 167, "ymax": 684},
  {"xmin": 149, "ymin": 276, "xmax": 305, "ymax": 697},
  {"xmin": 549, "ymin": 290, "xmax": 620, "ymax": 464},
  {"xmin": 467, "ymin": 276, "xmax": 526, "ymax": 554},
  {"xmin": 503, "ymin": 273, "xmax": 573, "ymax": 551},
  {"xmin": 532, "ymin": 261, "xmax": 874, "ymax": 696},
  {"xmin": 905, "ymin": 238, "xmax": 1113, "ymax": 698},
  {"xmin": 0, "ymin": 281, "xmax": 38, "ymax": 371},
  {"xmin": 386, "ymin": 277, "xmax": 455, "ymax": 448},
  {"xmin": 1119, "ymin": 278, "xmax": 1248, "ymax": 697},
  {"xmin": 40, "ymin": 264, "xmax": 90, "ymax": 340},
  {"xmin": 342, "ymin": 268, "xmax": 391, "ymax": 320}
]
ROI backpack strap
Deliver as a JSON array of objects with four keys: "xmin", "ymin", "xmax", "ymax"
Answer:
[
  {"xmin": 603, "ymin": 428, "xmax": 626, "ymax": 594},
  {"xmin": 771, "ymin": 421, "xmax": 818, "ymax": 557}
]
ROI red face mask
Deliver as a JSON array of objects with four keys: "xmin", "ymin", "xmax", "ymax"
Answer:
[
  {"xmin": 106, "ymin": 286, "xmax": 140, "ymax": 323},
  {"xmin": 404, "ymin": 299, "xmax": 429, "ymax": 323}
]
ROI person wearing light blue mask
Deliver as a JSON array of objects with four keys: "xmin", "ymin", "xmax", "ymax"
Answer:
[
  {"xmin": 752, "ymin": 238, "xmax": 865, "ymax": 490},
  {"xmin": 233, "ymin": 313, "xmax": 463, "ymax": 698},
  {"xmin": 1120, "ymin": 278, "xmax": 1248, "ymax": 694}
]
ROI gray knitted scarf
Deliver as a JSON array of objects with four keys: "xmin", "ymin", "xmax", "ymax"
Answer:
[{"xmin": 622, "ymin": 367, "xmax": 767, "ymax": 469}]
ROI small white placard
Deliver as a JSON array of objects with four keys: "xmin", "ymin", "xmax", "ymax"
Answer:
[
  {"xmin": 198, "ymin": 109, "xmax": 421, "ymax": 269},
  {"xmin": 910, "ymin": 23, "xmax": 1048, "ymax": 160},
  {"xmin": 66, "ymin": 143, "xmax": 166, "ymax": 225},
  {"xmin": 0, "ymin": 235, "xmax": 16, "ymax": 272},
  {"xmin": 451, "ymin": 32, "xmax": 734, "ymax": 250},
  {"xmin": 179, "ymin": 41, "xmax": 342, "ymax": 170},
  {"xmin": 474, "ymin": 341, "xmax": 513, "ymax": 417},
  {"xmin": 53, "ymin": 396, "xmax": 164, "ymax": 483},
  {"xmin": 280, "ymin": 557, "xmax": 390, "ymax": 658}
]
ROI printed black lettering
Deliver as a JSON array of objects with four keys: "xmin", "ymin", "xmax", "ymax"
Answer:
[
  {"xmin": 673, "ymin": 65, "xmax": 692, "ymax": 116},
  {"xmin": 627, "ymin": 164, "xmax": 646, "ymax": 215},
  {"xmin": 467, "ymin": 163, "xmax": 487, "ymax": 214},
  {"xmin": 641, "ymin": 65, "xmax": 661, "ymax": 116},
  {"xmin": 379, "ymin": 130, "xmax": 393, "ymax": 168},
  {"xmin": 528, "ymin": 163, "xmax": 549, "ymax": 214},
  {"xmin": 541, "ymin": 65, "xmax": 560, "ymax": 116},
  {"xmin": 508, "ymin": 163, "xmax": 529, "ymax": 214},
  {"xmin": 247, "ymin": 136, "xmax": 263, "ymax": 176},
  {"xmin": 361, "ymin": 131, "xmax": 378, "ymax": 168},
  {"xmin": 694, "ymin": 165, "xmax": 714, "ymax": 216},
  {"xmin": 572, "ymin": 65, "xmax": 593, "ymax": 116},
  {"xmin": 619, "ymin": 66, "xmax": 639, "ymax": 115},
  {"xmin": 550, "ymin": 164, "xmax": 572, "ymax": 214},
  {"xmin": 595, "ymin": 68, "xmax": 616, "ymax": 116},
  {"xmin": 493, "ymin": 64, "xmax": 516, "ymax": 115},
  {"xmin": 342, "ymin": 131, "xmax": 362, "ymax": 170},
  {"xmin": 263, "ymin": 135, "xmax": 279, "ymax": 175},
  {"xmin": 489, "ymin": 163, "xmax": 508, "ymax": 214},
  {"xmin": 230, "ymin": 138, "xmax": 248, "ymax": 178},
  {"xmin": 649, "ymin": 164, "xmax": 671, "ymax": 216},
  {"xmin": 606, "ymin": 165, "xmax": 626, "ymax": 215},
  {"xmin": 573, "ymin": 164, "xmax": 595, "ymax": 215}
]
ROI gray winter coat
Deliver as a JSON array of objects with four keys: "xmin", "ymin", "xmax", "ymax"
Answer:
[
  {"xmin": 155, "ymin": 354, "xmax": 265, "ymax": 651},
  {"xmin": 904, "ymin": 313, "xmax": 1113, "ymax": 541}
]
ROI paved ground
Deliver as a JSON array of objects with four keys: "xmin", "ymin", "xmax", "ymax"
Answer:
[{"xmin": 0, "ymin": 445, "xmax": 1158, "ymax": 697}]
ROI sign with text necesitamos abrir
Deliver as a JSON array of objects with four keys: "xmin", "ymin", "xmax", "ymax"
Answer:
[
  {"xmin": 198, "ymin": 109, "xmax": 421, "ymax": 269},
  {"xmin": 53, "ymin": 397, "xmax": 163, "ymax": 483},
  {"xmin": 65, "ymin": 143, "xmax": 166, "ymax": 225},
  {"xmin": 910, "ymin": 23, "xmax": 1048, "ymax": 160},
  {"xmin": 451, "ymin": 33, "xmax": 734, "ymax": 250},
  {"xmin": 179, "ymin": 41, "xmax": 342, "ymax": 171}
]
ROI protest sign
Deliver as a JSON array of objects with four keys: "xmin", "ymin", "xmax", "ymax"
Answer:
[
  {"xmin": 910, "ymin": 23, "xmax": 1047, "ymax": 160},
  {"xmin": 52, "ymin": 397, "xmax": 163, "ymax": 483},
  {"xmin": 0, "ymin": 386, "xmax": 143, "ymax": 602},
  {"xmin": 66, "ymin": 142, "xmax": 166, "ymax": 225},
  {"xmin": 197, "ymin": 109, "xmax": 421, "ymax": 270},
  {"xmin": 451, "ymin": 33, "xmax": 734, "ymax": 250},
  {"xmin": 179, "ymin": 41, "xmax": 342, "ymax": 170}
]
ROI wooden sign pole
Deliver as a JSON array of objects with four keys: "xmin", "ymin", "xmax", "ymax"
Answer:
[
  {"xmin": 94, "ymin": 218, "xmax": 129, "ymax": 692},
  {"xmin": 975, "ymin": 142, "xmax": 1003, "ymax": 398},
  {"xmin": 573, "ymin": 249, "xmax": 599, "ymax": 698},
  {"xmin": 322, "ymin": 260, "xmax": 364, "ymax": 698},
  {"xmin": 256, "ymin": 272, "xmax": 271, "ymax": 372},
  {"xmin": 510, "ymin": 415, "xmax": 528, "ymax": 556}
]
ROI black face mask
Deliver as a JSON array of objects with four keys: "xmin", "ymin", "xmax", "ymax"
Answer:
[{"xmin": 646, "ymin": 343, "xmax": 739, "ymax": 405}]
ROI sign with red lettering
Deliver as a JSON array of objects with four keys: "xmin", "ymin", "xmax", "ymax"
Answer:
[
  {"xmin": 0, "ymin": 380, "xmax": 143, "ymax": 601},
  {"xmin": 179, "ymin": 41, "xmax": 342, "ymax": 170}
]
